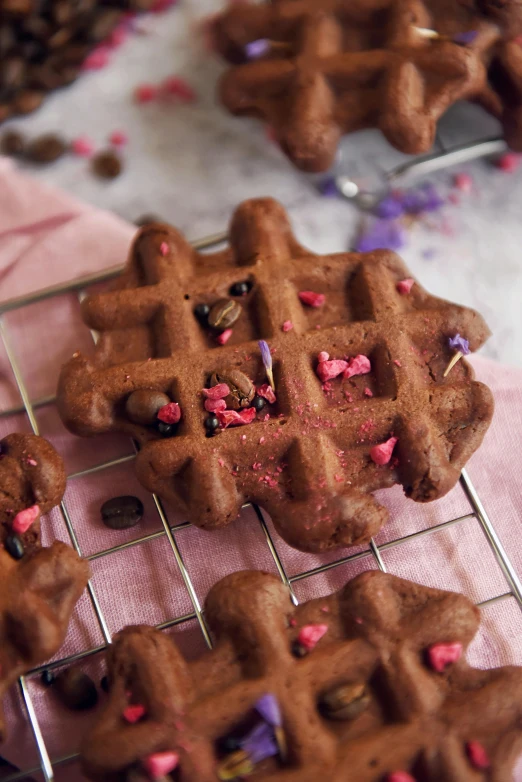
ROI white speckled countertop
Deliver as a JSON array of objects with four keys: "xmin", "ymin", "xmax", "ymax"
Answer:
[{"xmin": 2, "ymin": 0, "xmax": 521, "ymax": 367}]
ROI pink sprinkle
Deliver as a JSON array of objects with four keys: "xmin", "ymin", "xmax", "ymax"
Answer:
[
  {"xmin": 298, "ymin": 290, "xmax": 325, "ymax": 308},
  {"xmin": 82, "ymin": 47, "xmax": 110, "ymax": 70},
  {"xmin": 157, "ymin": 402, "xmax": 181, "ymax": 424},
  {"xmin": 321, "ymin": 606, "xmax": 330, "ymax": 613},
  {"xmin": 134, "ymin": 84, "xmax": 158, "ymax": 103},
  {"xmin": 27, "ymin": 458, "xmax": 37, "ymax": 466},
  {"xmin": 160, "ymin": 242, "xmax": 169, "ymax": 256},
  {"xmin": 282, "ymin": 320, "xmax": 293, "ymax": 332},
  {"xmin": 202, "ymin": 383, "xmax": 230, "ymax": 400},
  {"xmin": 334, "ymin": 474, "xmax": 344, "ymax": 482},
  {"xmin": 216, "ymin": 407, "xmax": 256, "ymax": 429},
  {"xmin": 396, "ymin": 278, "xmax": 414, "ymax": 295},
  {"xmin": 161, "ymin": 76, "xmax": 197, "ymax": 103},
  {"xmin": 259, "ymin": 437, "xmax": 266, "ymax": 444},
  {"xmin": 344, "ymin": 354, "xmax": 371, "ymax": 379},
  {"xmin": 466, "ymin": 741, "xmax": 490, "ymax": 770},
  {"xmin": 427, "ymin": 642, "xmax": 462, "ymax": 673},
  {"xmin": 317, "ymin": 359, "xmax": 348, "ymax": 382},
  {"xmin": 12, "ymin": 505, "xmax": 40, "ymax": 535},
  {"xmin": 71, "ymin": 136, "xmax": 95, "ymax": 157},
  {"xmin": 297, "ymin": 624, "xmax": 328, "ymax": 651},
  {"xmin": 318, "ymin": 351, "xmax": 330, "ymax": 363},
  {"xmin": 142, "ymin": 751, "xmax": 179, "ymax": 779},
  {"xmin": 355, "ymin": 617, "xmax": 363, "ymax": 625},
  {"xmin": 496, "ymin": 152, "xmax": 521, "ymax": 173},
  {"xmin": 394, "ymin": 359, "xmax": 402, "ymax": 367},
  {"xmin": 204, "ymin": 398, "xmax": 226, "ymax": 413},
  {"xmin": 370, "ymin": 436, "xmax": 398, "ymax": 466},
  {"xmin": 109, "ymin": 130, "xmax": 128, "ymax": 147},
  {"xmin": 289, "ymin": 617, "xmax": 297, "ymax": 627},
  {"xmin": 218, "ymin": 458, "xmax": 225, "ymax": 467},
  {"xmin": 453, "ymin": 172, "xmax": 473, "ymax": 192},
  {"xmin": 123, "ymin": 704, "xmax": 146, "ymax": 723},
  {"xmin": 216, "ymin": 328, "xmax": 233, "ymax": 345},
  {"xmin": 252, "ymin": 462, "xmax": 262, "ymax": 471},
  {"xmin": 385, "ymin": 773, "xmax": 416, "ymax": 782},
  {"xmin": 257, "ymin": 384, "xmax": 276, "ymax": 404},
  {"xmin": 107, "ymin": 27, "xmax": 127, "ymax": 48},
  {"xmin": 364, "ymin": 388, "xmax": 373, "ymax": 397}
]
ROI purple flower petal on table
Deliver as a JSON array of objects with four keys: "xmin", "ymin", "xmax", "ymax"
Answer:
[
  {"xmin": 255, "ymin": 693, "xmax": 282, "ymax": 727},
  {"xmin": 241, "ymin": 721, "xmax": 278, "ymax": 764},
  {"xmin": 374, "ymin": 194, "xmax": 405, "ymax": 219},
  {"xmin": 355, "ymin": 219, "xmax": 407, "ymax": 252},
  {"xmin": 245, "ymin": 39, "xmax": 270, "ymax": 59},
  {"xmin": 319, "ymin": 177, "xmax": 339, "ymax": 198},
  {"xmin": 453, "ymin": 30, "xmax": 478, "ymax": 45},
  {"xmin": 401, "ymin": 184, "xmax": 444, "ymax": 215},
  {"xmin": 448, "ymin": 333, "xmax": 470, "ymax": 355}
]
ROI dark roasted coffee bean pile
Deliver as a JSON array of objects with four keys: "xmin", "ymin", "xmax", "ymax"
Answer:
[{"xmin": 0, "ymin": 0, "xmax": 156, "ymax": 122}]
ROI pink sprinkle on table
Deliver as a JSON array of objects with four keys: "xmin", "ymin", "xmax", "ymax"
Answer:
[
  {"xmin": 282, "ymin": 320, "xmax": 293, "ymax": 332},
  {"xmin": 396, "ymin": 278, "xmax": 414, "ymax": 295},
  {"xmin": 12, "ymin": 504, "xmax": 40, "ymax": 535},
  {"xmin": 134, "ymin": 84, "xmax": 158, "ymax": 103},
  {"xmin": 82, "ymin": 47, "xmax": 110, "ymax": 70},
  {"xmin": 109, "ymin": 130, "xmax": 128, "ymax": 147},
  {"xmin": 71, "ymin": 136, "xmax": 95, "ymax": 157},
  {"xmin": 496, "ymin": 152, "xmax": 521, "ymax": 173},
  {"xmin": 123, "ymin": 704, "xmax": 146, "ymax": 723},
  {"xmin": 202, "ymin": 383, "xmax": 230, "ymax": 400},
  {"xmin": 370, "ymin": 436, "xmax": 398, "ymax": 466},
  {"xmin": 297, "ymin": 623, "xmax": 328, "ymax": 651},
  {"xmin": 216, "ymin": 328, "xmax": 233, "ymax": 345},
  {"xmin": 453, "ymin": 172, "xmax": 473, "ymax": 192},
  {"xmin": 107, "ymin": 27, "xmax": 127, "ymax": 48},
  {"xmin": 160, "ymin": 242, "xmax": 169, "ymax": 256},
  {"xmin": 427, "ymin": 642, "xmax": 462, "ymax": 672},
  {"xmin": 157, "ymin": 402, "xmax": 181, "ymax": 424},
  {"xmin": 466, "ymin": 741, "xmax": 490, "ymax": 770},
  {"xmin": 142, "ymin": 751, "xmax": 179, "ymax": 779},
  {"xmin": 298, "ymin": 290, "xmax": 325, "ymax": 308},
  {"xmin": 161, "ymin": 76, "xmax": 196, "ymax": 103}
]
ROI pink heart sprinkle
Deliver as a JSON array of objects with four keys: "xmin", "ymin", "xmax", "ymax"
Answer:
[
  {"xmin": 12, "ymin": 505, "xmax": 40, "ymax": 535},
  {"xmin": 343, "ymin": 354, "xmax": 371, "ymax": 379},
  {"xmin": 123, "ymin": 704, "xmax": 146, "ymax": 723},
  {"xmin": 370, "ymin": 436, "xmax": 398, "ymax": 466},
  {"xmin": 466, "ymin": 740, "xmax": 490, "ymax": 770},
  {"xmin": 216, "ymin": 329, "xmax": 233, "ymax": 345},
  {"xmin": 296, "ymin": 623, "xmax": 328, "ymax": 651},
  {"xmin": 157, "ymin": 402, "xmax": 181, "ymax": 424},
  {"xmin": 202, "ymin": 383, "xmax": 230, "ymax": 400},
  {"xmin": 397, "ymin": 278, "xmax": 414, "ymax": 295},
  {"xmin": 427, "ymin": 642, "xmax": 462, "ymax": 672},
  {"xmin": 317, "ymin": 359, "xmax": 348, "ymax": 383},
  {"xmin": 282, "ymin": 320, "xmax": 293, "ymax": 332},
  {"xmin": 142, "ymin": 751, "xmax": 179, "ymax": 779},
  {"xmin": 298, "ymin": 290, "xmax": 325, "ymax": 308},
  {"xmin": 204, "ymin": 398, "xmax": 226, "ymax": 413},
  {"xmin": 385, "ymin": 773, "xmax": 416, "ymax": 782},
  {"xmin": 257, "ymin": 384, "xmax": 276, "ymax": 404}
]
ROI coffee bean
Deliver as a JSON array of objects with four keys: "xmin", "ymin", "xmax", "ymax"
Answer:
[
  {"xmin": 252, "ymin": 395, "xmax": 266, "ymax": 412},
  {"xmin": 91, "ymin": 149, "xmax": 122, "ymax": 179},
  {"xmin": 208, "ymin": 299, "xmax": 242, "ymax": 331},
  {"xmin": 26, "ymin": 133, "xmax": 67, "ymax": 163},
  {"xmin": 229, "ymin": 280, "xmax": 251, "ymax": 297},
  {"xmin": 319, "ymin": 683, "xmax": 369, "ymax": 721},
  {"xmin": 13, "ymin": 90, "xmax": 45, "ymax": 115},
  {"xmin": 156, "ymin": 420, "xmax": 177, "ymax": 438},
  {"xmin": 40, "ymin": 669, "xmax": 54, "ymax": 687},
  {"xmin": 5, "ymin": 534, "xmax": 24, "ymax": 560},
  {"xmin": 125, "ymin": 389, "xmax": 170, "ymax": 426},
  {"xmin": 53, "ymin": 668, "xmax": 98, "ymax": 711},
  {"xmin": 101, "ymin": 496, "xmax": 144, "ymax": 530},
  {"xmin": 210, "ymin": 368, "xmax": 255, "ymax": 410}
]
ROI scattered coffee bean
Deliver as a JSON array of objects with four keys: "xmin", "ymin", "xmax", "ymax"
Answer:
[
  {"xmin": 91, "ymin": 149, "xmax": 122, "ymax": 179},
  {"xmin": 229, "ymin": 280, "xmax": 251, "ymax": 297},
  {"xmin": 156, "ymin": 420, "xmax": 177, "ymax": 438},
  {"xmin": 126, "ymin": 389, "xmax": 170, "ymax": 426},
  {"xmin": 101, "ymin": 495, "xmax": 144, "ymax": 530},
  {"xmin": 1, "ymin": 130, "xmax": 25, "ymax": 156},
  {"xmin": 208, "ymin": 299, "xmax": 242, "ymax": 331},
  {"xmin": 204, "ymin": 415, "xmax": 220, "ymax": 432},
  {"xmin": 194, "ymin": 303, "xmax": 210, "ymax": 322},
  {"xmin": 5, "ymin": 533, "xmax": 24, "ymax": 560},
  {"xmin": 53, "ymin": 668, "xmax": 98, "ymax": 711},
  {"xmin": 13, "ymin": 90, "xmax": 45, "ymax": 116},
  {"xmin": 100, "ymin": 675, "xmax": 110, "ymax": 693},
  {"xmin": 26, "ymin": 133, "xmax": 67, "ymax": 163},
  {"xmin": 40, "ymin": 670, "xmax": 54, "ymax": 687},
  {"xmin": 211, "ymin": 368, "xmax": 255, "ymax": 410},
  {"xmin": 252, "ymin": 395, "xmax": 266, "ymax": 412},
  {"xmin": 319, "ymin": 683, "xmax": 369, "ymax": 721}
]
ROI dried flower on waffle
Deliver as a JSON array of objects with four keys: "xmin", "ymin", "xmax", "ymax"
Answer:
[
  {"xmin": 81, "ymin": 570, "xmax": 522, "ymax": 781},
  {"xmin": 58, "ymin": 198, "xmax": 493, "ymax": 553}
]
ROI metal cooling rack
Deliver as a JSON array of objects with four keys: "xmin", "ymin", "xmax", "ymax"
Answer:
[{"xmin": 1, "ymin": 226, "xmax": 522, "ymax": 782}]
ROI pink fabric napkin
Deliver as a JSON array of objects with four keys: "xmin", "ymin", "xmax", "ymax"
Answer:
[{"xmin": 1, "ymin": 159, "xmax": 522, "ymax": 780}]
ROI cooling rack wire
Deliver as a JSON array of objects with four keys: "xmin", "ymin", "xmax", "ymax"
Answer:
[{"xmin": 1, "ymin": 135, "xmax": 522, "ymax": 780}]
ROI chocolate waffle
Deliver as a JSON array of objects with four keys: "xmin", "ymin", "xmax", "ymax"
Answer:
[
  {"xmin": 0, "ymin": 433, "xmax": 90, "ymax": 741},
  {"xmin": 57, "ymin": 197, "xmax": 493, "ymax": 553},
  {"xmin": 81, "ymin": 570, "xmax": 522, "ymax": 781},
  {"xmin": 213, "ymin": 0, "xmax": 522, "ymax": 171},
  {"xmin": 0, "ymin": 0, "xmax": 156, "ymax": 122}
]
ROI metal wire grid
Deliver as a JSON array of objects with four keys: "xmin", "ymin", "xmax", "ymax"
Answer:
[{"xmin": 1, "ymin": 227, "xmax": 522, "ymax": 782}]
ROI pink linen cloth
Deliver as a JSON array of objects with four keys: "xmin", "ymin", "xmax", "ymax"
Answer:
[{"xmin": 1, "ymin": 158, "xmax": 522, "ymax": 780}]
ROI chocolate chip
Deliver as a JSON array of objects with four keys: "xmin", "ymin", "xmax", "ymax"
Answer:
[
  {"xmin": 208, "ymin": 299, "xmax": 242, "ymax": 331},
  {"xmin": 156, "ymin": 420, "xmax": 177, "ymax": 438},
  {"xmin": 26, "ymin": 133, "xmax": 67, "ymax": 163},
  {"xmin": 101, "ymin": 496, "xmax": 144, "ymax": 530},
  {"xmin": 252, "ymin": 396, "xmax": 266, "ymax": 412},
  {"xmin": 13, "ymin": 90, "xmax": 45, "ymax": 115},
  {"xmin": 5, "ymin": 533, "xmax": 24, "ymax": 560},
  {"xmin": 204, "ymin": 415, "xmax": 219, "ymax": 432},
  {"xmin": 53, "ymin": 668, "xmax": 98, "ymax": 711},
  {"xmin": 91, "ymin": 149, "xmax": 122, "ymax": 179},
  {"xmin": 319, "ymin": 683, "xmax": 370, "ymax": 721},
  {"xmin": 210, "ymin": 368, "xmax": 255, "ymax": 410},
  {"xmin": 40, "ymin": 669, "xmax": 54, "ymax": 687},
  {"xmin": 125, "ymin": 389, "xmax": 170, "ymax": 426},
  {"xmin": 229, "ymin": 280, "xmax": 251, "ymax": 297},
  {"xmin": 194, "ymin": 303, "xmax": 210, "ymax": 322},
  {"xmin": 1, "ymin": 130, "xmax": 25, "ymax": 156}
]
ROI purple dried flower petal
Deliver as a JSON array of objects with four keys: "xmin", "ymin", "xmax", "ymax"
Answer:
[
  {"xmin": 255, "ymin": 693, "xmax": 281, "ymax": 727},
  {"xmin": 374, "ymin": 194, "xmax": 405, "ymax": 219},
  {"xmin": 400, "ymin": 184, "xmax": 444, "ymax": 215},
  {"xmin": 245, "ymin": 39, "xmax": 270, "ymax": 59},
  {"xmin": 319, "ymin": 177, "xmax": 339, "ymax": 198},
  {"xmin": 241, "ymin": 721, "xmax": 278, "ymax": 765},
  {"xmin": 259, "ymin": 340, "xmax": 272, "ymax": 372},
  {"xmin": 453, "ymin": 30, "xmax": 478, "ymax": 45},
  {"xmin": 448, "ymin": 333, "xmax": 470, "ymax": 355},
  {"xmin": 355, "ymin": 219, "xmax": 407, "ymax": 253}
]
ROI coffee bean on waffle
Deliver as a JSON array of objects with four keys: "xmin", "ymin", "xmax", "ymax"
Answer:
[
  {"xmin": 0, "ymin": 433, "xmax": 90, "ymax": 742},
  {"xmin": 80, "ymin": 570, "xmax": 522, "ymax": 781},
  {"xmin": 57, "ymin": 197, "xmax": 493, "ymax": 553},
  {"xmin": 212, "ymin": 0, "xmax": 522, "ymax": 171}
]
